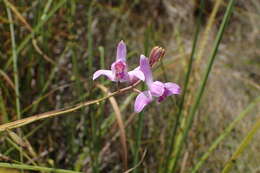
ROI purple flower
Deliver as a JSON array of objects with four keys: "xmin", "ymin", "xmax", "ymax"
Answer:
[
  {"xmin": 93, "ymin": 40, "xmax": 145, "ymax": 83},
  {"xmin": 134, "ymin": 55, "xmax": 181, "ymax": 113}
]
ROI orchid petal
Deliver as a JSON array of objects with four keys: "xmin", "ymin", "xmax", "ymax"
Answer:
[
  {"xmin": 149, "ymin": 81, "xmax": 165, "ymax": 97},
  {"xmin": 93, "ymin": 70, "xmax": 114, "ymax": 81},
  {"xmin": 134, "ymin": 91, "xmax": 153, "ymax": 113},
  {"xmin": 140, "ymin": 55, "xmax": 153, "ymax": 86},
  {"xmin": 165, "ymin": 82, "xmax": 181, "ymax": 96},
  {"xmin": 111, "ymin": 61, "xmax": 129, "ymax": 82},
  {"xmin": 116, "ymin": 40, "xmax": 126, "ymax": 61},
  {"xmin": 128, "ymin": 67, "xmax": 145, "ymax": 82}
]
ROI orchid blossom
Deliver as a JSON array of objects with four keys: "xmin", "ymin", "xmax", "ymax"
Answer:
[
  {"xmin": 93, "ymin": 40, "xmax": 145, "ymax": 83},
  {"xmin": 134, "ymin": 55, "xmax": 181, "ymax": 113}
]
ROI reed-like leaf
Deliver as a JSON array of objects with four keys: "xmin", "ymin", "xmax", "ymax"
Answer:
[{"xmin": 170, "ymin": 0, "xmax": 236, "ymax": 171}]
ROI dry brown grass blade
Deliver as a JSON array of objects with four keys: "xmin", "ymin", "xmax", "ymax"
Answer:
[
  {"xmin": 0, "ymin": 96, "xmax": 108, "ymax": 132},
  {"xmin": 0, "ymin": 82, "xmax": 140, "ymax": 132},
  {"xmin": 0, "ymin": 153, "xmax": 15, "ymax": 163},
  {"xmin": 7, "ymin": 130, "xmax": 37, "ymax": 158},
  {"xmin": 123, "ymin": 149, "xmax": 147, "ymax": 173},
  {"xmin": 97, "ymin": 84, "xmax": 128, "ymax": 171},
  {"xmin": 0, "ymin": 69, "xmax": 15, "ymax": 90},
  {"xmin": 4, "ymin": 0, "xmax": 33, "ymax": 32}
]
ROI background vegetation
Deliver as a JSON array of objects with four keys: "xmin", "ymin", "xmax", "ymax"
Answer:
[{"xmin": 0, "ymin": 0, "xmax": 259, "ymax": 172}]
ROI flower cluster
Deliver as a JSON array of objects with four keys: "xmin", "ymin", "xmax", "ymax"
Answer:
[{"xmin": 93, "ymin": 40, "xmax": 181, "ymax": 113}]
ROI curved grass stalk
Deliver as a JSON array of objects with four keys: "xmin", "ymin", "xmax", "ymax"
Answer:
[
  {"xmin": 221, "ymin": 117, "xmax": 260, "ymax": 173},
  {"xmin": 97, "ymin": 84, "xmax": 128, "ymax": 170},
  {"xmin": 191, "ymin": 96, "xmax": 260, "ymax": 173}
]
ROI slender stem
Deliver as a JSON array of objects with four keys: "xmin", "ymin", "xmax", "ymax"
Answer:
[
  {"xmin": 221, "ymin": 117, "xmax": 260, "ymax": 173},
  {"xmin": 6, "ymin": 138, "xmax": 37, "ymax": 166},
  {"xmin": 40, "ymin": 0, "xmax": 53, "ymax": 21},
  {"xmin": 5, "ymin": 0, "xmax": 21, "ymax": 128},
  {"xmin": 97, "ymin": 84, "xmax": 128, "ymax": 170},
  {"xmin": 163, "ymin": 1, "xmax": 203, "ymax": 172},
  {"xmin": 6, "ymin": 2, "xmax": 23, "ymax": 168},
  {"xmin": 87, "ymin": 1, "xmax": 94, "ymax": 74},
  {"xmin": 0, "ymin": 81, "xmax": 141, "ymax": 132},
  {"xmin": 170, "ymin": 0, "xmax": 235, "ymax": 172},
  {"xmin": 132, "ymin": 27, "xmax": 152, "ymax": 173},
  {"xmin": 0, "ymin": 163, "xmax": 82, "ymax": 173},
  {"xmin": 133, "ymin": 112, "xmax": 144, "ymax": 173},
  {"xmin": 98, "ymin": 46, "xmax": 105, "ymax": 69}
]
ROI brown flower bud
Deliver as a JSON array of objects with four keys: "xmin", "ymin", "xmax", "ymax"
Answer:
[{"xmin": 149, "ymin": 46, "xmax": 165, "ymax": 67}]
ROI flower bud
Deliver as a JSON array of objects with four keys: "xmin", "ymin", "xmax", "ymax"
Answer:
[{"xmin": 149, "ymin": 46, "xmax": 165, "ymax": 67}]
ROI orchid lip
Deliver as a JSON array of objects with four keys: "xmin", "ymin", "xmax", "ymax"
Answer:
[
  {"xmin": 111, "ymin": 60, "xmax": 129, "ymax": 81},
  {"xmin": 134, "ymin": 56, "xmax": 181, "ymax": 112}
]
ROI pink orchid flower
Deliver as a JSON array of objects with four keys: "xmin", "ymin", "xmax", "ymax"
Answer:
[
  {"xmin": 134, "ymin": 55, "xmax": 181, "ymax": 113},
  {"xmin": 93, "ymin": 40, "xmax": 145, "ymax": 83}
]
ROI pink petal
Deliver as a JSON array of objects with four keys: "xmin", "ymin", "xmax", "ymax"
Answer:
[
  {"xmin": 149, "ymin": 81, "xmax": 165, "ymax": 97},
  {"xmin": 116, "ymin": 40, "xmax": 126, "ymax": 61},
  {"xmin": 128, "ymin": 67, "xmax": 145, "ymax": 82},
  {"xmin": 165, "ymin": 82, "xmax": 181, "ymax": 95},
  {"xmin": 93, "ymin": 70, "xmax": 115, "ymax": 81},
  {"xmin": 134, "ymin": 91, "xmax": 153, "ymax": 113},
  {"xmin": 111, "ymin": 61, "xmax": 129, "ymax": 82},
  {"xmin": 140, "ymin": 55, "xmax": 153, "ymax": 86}
]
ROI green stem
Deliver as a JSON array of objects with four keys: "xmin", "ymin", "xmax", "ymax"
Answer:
[
  {"xmin": 170, "ymin": 0, "xmax": 235, "ymax": 172},
  {"xmin": 132, "ymin": 26, "xmax": 152, "ymax": 172},
  {"xmin": 6, "ymin": 138, "xmax": 37, "ymax": 166},
  {"xmin": 87, "ymin": 1, "xmax": 94, "ymax": 75},
  {"xmin": 5, "ymin": 1, "xmax": 21, "ymax": 125},
  {"xmin": 4, "ymin": 0, "xmax": 67, "ymax": 71},
  {"xmin": 0, "ymin": 163, "xmax": 82, "ymax": 173},
  {"xmin": 163, "ymin": 1, "xmax": 203, "ymax": 172},
  {"xmin": 221, "ymin": 117, "xmax": 260, "ymax": 173},
  {"xmin": 5, "ymin": 2, "xmax": 24, "ymax": 167},
  {"xmin": 133, "ymin": 112, "xmax": 144, "ymax": 173}
]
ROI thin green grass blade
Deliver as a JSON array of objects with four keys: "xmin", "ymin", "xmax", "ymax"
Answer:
[
  {"xmin": 87, "ymin": 1, "xmax": 94, "ymax": 75},
  {"xmin": 221, "ymin": 117, "xmax": 260, "ymax": 173},
  {"xmin": 98, "ymin": 46, "xmax": 105, "ymax": 83},
  {"xmin": 191, "ymin": 96, "xmax": 260, "ymax": 173},
  {"xmin": 5, "ymin": 3, "xmax": 24, "ymax": 167},
  {"xmin": 5, "ymin": 1, "xmax": 21, "ymax": 121},
  {"xmin": 40, "ymin": 0, "xmax": 53, "ymax": 21},
  {"xmin": 132, "ymin": 111, "xmax": 144, "ymax": 173},
  {"xmin": 170, "ymin": 0, "xmax": 236, "ymax": 172},
  {"xmin": 162, "ymin": 0, "xmax": 203, "ymax": 172},
  {"xmin": 132, "ymin": 26, "xmax": 152, "ymax": 173},
  {"xmin": 6, "ymin": 138, "xmax": 37, "ymax": 166},
  {"xmin": 98, "ymin": 46, "xmax": 105, "ymax": 69},
  {"xmin": 4, "ymin": 0, "xmax": 67, "ymax": 71},
  {"xmin": 0, "ymin": 162, "xmax": 82, "ymax": 173}
]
